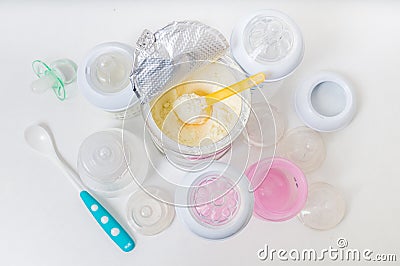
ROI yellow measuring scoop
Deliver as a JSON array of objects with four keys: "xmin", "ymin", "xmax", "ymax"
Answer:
[{"xmin": 204, "ymin": 72, "xmax": 266, "ymax": 105}]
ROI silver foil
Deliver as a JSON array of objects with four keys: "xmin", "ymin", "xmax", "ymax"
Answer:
[{"xmin": 130, "ymin": 21, "xmax": 229, "ymax": 103}]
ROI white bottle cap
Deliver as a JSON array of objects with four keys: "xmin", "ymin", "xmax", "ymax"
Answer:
[{"xmin": 295, "ymin": 71, "xmax": 357, "ymax": 132}]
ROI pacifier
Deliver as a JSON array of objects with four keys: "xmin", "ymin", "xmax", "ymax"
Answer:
[{"xmin": 31, "ymin": 59, "xmax": 77, "ymax": 101}]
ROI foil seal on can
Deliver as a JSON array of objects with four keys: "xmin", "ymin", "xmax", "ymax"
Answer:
[{"xmin": 130, "ymin": 21, "xmax": 229, "ymax": 103}]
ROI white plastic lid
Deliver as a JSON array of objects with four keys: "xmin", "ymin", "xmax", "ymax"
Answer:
[
  {"xmin": 77, "ymin": 42, "xmax": 138, "ymax": 112},
  {"xmin": 243, "ymin": 103, "xmax": 286, "ymax": 148},
  {"xmin": 295, "ymin": 71, "xmax": 357, "ymax": 132},
  {"xmin": 175, "ymin": 162, "xmax": 254, "ymax": 240},
  {"xmin": 277, "ymin": 127, "xmax": 326, "ymax": 173},
  {"xmin": 230, "ymin": 10, "xmax": 304, "ymax": 81},
  {"xmin": 298, "ymin": 182, "xmax": 346, "ymax": 230},
  {"xmin": 126, "ymin": 187, "xmax": 175, "ymax": 236},
  {"xmin": 77, "ymin": 129, "xmax": 147, "ymax": 196}
]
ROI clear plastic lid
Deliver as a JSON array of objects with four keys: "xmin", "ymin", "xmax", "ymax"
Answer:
[
  {"xmin": 298, "ymin": 182, "xmax": 346, "ymax": 230},
  {"xmin": 243, "ymin": 103, "xmax": 285, "ymax": 148},
  {"xmin": 231, "ymin": 10, "xmax": 304, "ymax": 81},
  {"xmin": 175, "ymin": 162, "xmax": 254, "ymax": 240},
  {"xmin": 77, "ymin": 129, "xmax": 147, "ymax": 196},
  {"xmin": 126, "ymin": 187, "xmax": 175, "ymax": 236},
  {"xmin": 277, "ymin": 127, "xmax": 326, "ymax": 173}
]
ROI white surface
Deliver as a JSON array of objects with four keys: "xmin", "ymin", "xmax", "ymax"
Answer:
[{"xmin": 1, "ymin": 1, "xmax": 400, "ymax": 266}]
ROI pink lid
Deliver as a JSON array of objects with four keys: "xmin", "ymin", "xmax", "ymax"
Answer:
[
  {"xmin": 190, "ymin": 174, "xmax": 241, "ymax": 226},
  {"xmin": 245, "ymin": 157, "xmax": 307, "ymax": 221}
]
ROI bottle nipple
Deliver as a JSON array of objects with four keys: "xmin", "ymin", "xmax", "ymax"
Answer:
[{"xmin": 93, "ymin": 52, "xmax": 130, "ymax": 93}]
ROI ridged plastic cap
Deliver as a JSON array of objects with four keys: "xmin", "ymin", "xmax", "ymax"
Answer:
[
  {"xmin": 175, "ymin": 162, "xmax": 254, "ymax": 240},
  {"xmin": 231, "ymin": 10, "xmax": 304, "ymax": 81}
]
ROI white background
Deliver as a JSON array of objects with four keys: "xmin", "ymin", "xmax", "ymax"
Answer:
[{"xmin": 1, "ymin": 1, "xmax": 400, "ymax": 265}]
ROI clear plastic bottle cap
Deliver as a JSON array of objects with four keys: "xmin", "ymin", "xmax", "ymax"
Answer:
[
  {"xmin": 231, "ymin": 10, "xmax": 304, "ymax": 81},
  {"xmin": 245, "ymin": 157, "xmax": 308, "ymax": 222},
  {"xmin": 298, "ymin": 182, "xmax": 346, "ymax": 230},
  {"xmin": 277, "ymin": 127, "xmax": 326, "ymax": 173},
  {"xmin": 126, "ymin": 187, "xmax": 175, "ymax": 236},
  {"xmin": 243, "ymin": 103, "xmax": 285, "ymax": 148},
  {"xmin": 77, "ymin": 129, "xmax": 147, "ymax": 196},
  {"xmin": 175, "ymin": 162, "xmax": 254, "ymax": 240},
  {"xmin": 77, "ymin": 42, "xmax": 139, "ymax": 112}
]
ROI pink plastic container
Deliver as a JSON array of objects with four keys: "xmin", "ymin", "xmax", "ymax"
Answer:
[{"xmin": 245, "ymin": 157, "xmax": 308, "ymax": 222}]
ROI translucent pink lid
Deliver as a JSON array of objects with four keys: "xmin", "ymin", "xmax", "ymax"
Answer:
[
  {"xmin": 175, "ymin": 162, "xmax": 254, "ymax": 239},
  {"xmin": 245, "ymin": 157, "xmax": 307, "ymax": 221}
]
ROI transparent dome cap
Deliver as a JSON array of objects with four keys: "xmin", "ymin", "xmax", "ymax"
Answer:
[
  {"xmin": 298, "ymin": 182, "xmax": 346, "ymax": 230},
  {"xmin": 243, "ymin": 103, "xmax": 285, "ymax": 148},
  {"xmin": 78, "ymin": 131, "xmax": 128, "ymax": 181},
  {"xmin": 77, "ymin": 129, "xmax": 146, "ymax": 196},
  {"xmin": 126, "ymin": 187, "xmax": 175, "ymax": 236},
  {"xmin": 277, "ymin": 127, "xmax": 326, "ymax": 173}
]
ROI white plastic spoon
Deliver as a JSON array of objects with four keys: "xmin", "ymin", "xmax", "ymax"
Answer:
[{"xmin": 24, "ymin": 124, "xmax": 135, "ymax": 252}]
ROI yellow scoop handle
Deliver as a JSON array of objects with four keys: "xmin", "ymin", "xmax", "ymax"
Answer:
[{"xmin": 204, "ymin": 72, "xmax": 266, "ymax": 105}]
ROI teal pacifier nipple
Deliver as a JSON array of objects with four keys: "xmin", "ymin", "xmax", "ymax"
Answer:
[{"xmin": 31, "ymin": 59, "xmax": 78, "ymax": 101}]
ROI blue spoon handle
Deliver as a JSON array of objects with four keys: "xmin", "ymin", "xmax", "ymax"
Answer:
[{"xmin": 79, "ymin": 191, "xmax": 135, "ymax": 252}]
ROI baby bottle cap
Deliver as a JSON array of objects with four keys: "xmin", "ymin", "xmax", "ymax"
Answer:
[
  {"xmin": 78, "ymin": 131, "xmax": 128, "ymax": 182},
  {"xmin": 77, "ymin": 129, "xmax": 148, "ymax": 196},
  {"xmin": 175, "ymin": 162, "xmax": 254, "ymax": 240},
  {"xmin": 31, "ymin": 59, "xmax": 77, "ymax": 101},
  {"xmin": 231, "ymin": 10, "xmax": 304, "ymax": 81},
  {"xmin": 277, "ymin": 126, "xmax": 326, "ymax": 173},
  {"xmin": 298, "ymin": 182, "xmax": 346, "ymax": 230},
  {"xmin": 78, "ymin": 130, "xmax": 132, "ymax": 196},
  {"xmin": 77, "ymin": 42, "xmax": 138, "ymax": 112},
  {"xmin": 126, "ymin": 187, "xmax": 175, "ymax": 236},
  {"xmin": 295, "ymin": 71, "xmax": 357, "ymax": 132},
  {"xmin": 245, "ymin": 157, "xmax": 308, "ymax": 222}
]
